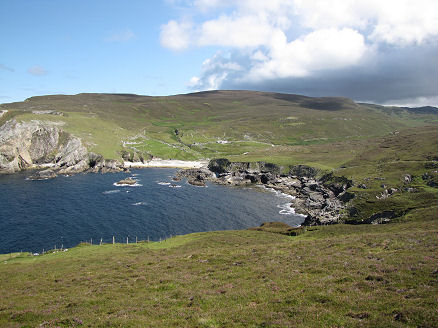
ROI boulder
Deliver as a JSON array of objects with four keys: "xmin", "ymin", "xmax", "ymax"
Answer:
[
  {"xmin": 208, "ymin": 158, "xmax": 231, "ymax": 174},
  {"xmin": 402, "ymin": 174, "xmax": 412, "ymax": 184},
  {"xmin": 28, "ymin": 168, "xmax": 58, "ymax": 180},
  {"xmin": 288, "ymin": 165, "xmax": 318, "ymax": 178}
]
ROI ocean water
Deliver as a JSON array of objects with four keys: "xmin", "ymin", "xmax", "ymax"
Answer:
[{"xmin": 0, "ymin": 168, "xmax": 304, "ymax": 253}]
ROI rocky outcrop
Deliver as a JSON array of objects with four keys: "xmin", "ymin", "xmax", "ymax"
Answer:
[
  {"xmin": 0, "ymin": 119, "xmax": 123, "ymax": 177},
  {"xmin": 177, "ymin": 159, "xmax": 354, "ymax": 226},
  {"xmin": 174, "ymin": 168, "xmax": 215, "ymax": 187}
]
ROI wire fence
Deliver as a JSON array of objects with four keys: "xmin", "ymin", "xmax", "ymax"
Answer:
[{"xmin": 26, "ymin": 234, "xmax": 176, "ymax": 256}]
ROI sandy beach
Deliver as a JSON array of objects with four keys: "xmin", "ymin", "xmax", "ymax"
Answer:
[{"xmin": 124, "ymin": 159, "xmax": 208, "ymax": 169}]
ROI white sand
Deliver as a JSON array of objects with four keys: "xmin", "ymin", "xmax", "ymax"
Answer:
[{"xmin": 124, "ymin": 159, "xmax": 208, "ymax": 169}]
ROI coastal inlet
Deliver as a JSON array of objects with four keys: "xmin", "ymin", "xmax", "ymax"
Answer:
[{"xmin": 0, "ymin": 168, "xmax": 304, "ymax": 254}]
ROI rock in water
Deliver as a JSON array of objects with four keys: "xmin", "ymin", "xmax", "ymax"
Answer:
[
  {"xmin": 28, "ymin": 169, "xmax": 58, "ymax": 180},
  {"xmin": 115, "ymin": 178, "xmax": 137, "ymax": 185}
]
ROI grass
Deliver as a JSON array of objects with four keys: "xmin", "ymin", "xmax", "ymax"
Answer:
[
  {"xmin": 15, "ymin": 112, "xmax": 135, "ymax": 159},
  {"xmin": 1, "ymin": 211, "xmax": 437, "ymax": 327}
]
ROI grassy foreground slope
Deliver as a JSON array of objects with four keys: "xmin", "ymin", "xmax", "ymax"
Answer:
[{"xmin": 1, "ymin": 213, "xmax": 437, "ymax": 327}]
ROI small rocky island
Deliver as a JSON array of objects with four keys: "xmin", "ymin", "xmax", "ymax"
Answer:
[{"xmin": 115, "ymin": 178, "xmax": 137, "ymax": 185}]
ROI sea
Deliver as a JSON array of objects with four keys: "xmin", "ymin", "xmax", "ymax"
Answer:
[{"xmin": 0, "ymin": 168, "xmax": 304, "ymax": 254}]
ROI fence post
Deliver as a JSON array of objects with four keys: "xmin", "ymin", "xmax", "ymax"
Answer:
[
  {"xmin": 113, "ymin": 236, "xmax": 115, "ymax": 244},
  {"xmin": 91, "ymin": 238, "xmax": 92, "ymax": 245},
  {"xmin": 126, "ymin": 237, "xmax": 128, "ymax": 245},
  {"xmin": 136, "ymin": 236, "xmax": 138, "ymax": 244},
  {"xmin": 100, "ymin": 238, "xmax": 102, "ymax": 245}
]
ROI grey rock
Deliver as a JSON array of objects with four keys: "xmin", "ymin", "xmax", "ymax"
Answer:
[
  {"xmin": 403, "ymin": 174, "xmax": 412, "ymax": 184},
  {"xmin": 0, "ymin": 119, "xmax": 123, "ymax": 176},
  {"xmin": 28, "ymin": 168, "xmax": 58, "ymax": 180},
  {"xmin": 289, "ymin": 165, "xmax": 318, "ymax": 178},
  {"xmin": 176, "ymin": 159, "xmax": 353, "ymax": 226}
]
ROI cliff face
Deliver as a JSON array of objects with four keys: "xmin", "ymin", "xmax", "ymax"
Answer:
[{"xmin": 0, "ymin": 119, "xmax": 122, "ymax": 176}]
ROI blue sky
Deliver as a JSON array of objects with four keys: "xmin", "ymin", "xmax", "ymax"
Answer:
[
  {"xmin": 1, "ymin": 0, "xmax": 438, "ymax": 106},
  {"xmin": 0, "ymin": 0, "xmax": 218, "ymax": 102}
]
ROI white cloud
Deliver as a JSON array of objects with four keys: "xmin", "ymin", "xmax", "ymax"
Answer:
[
  {"xmin": 247, "ymin": 28, "xmax": 368, "ymax": 81},
  {"xmin": 27, "ymin": 65, "xmax": 47, "ymax": 76},
  {"xmin": 160, "ymin": 20, "xmax": 192, "ymax": 50},
  {"xmin": 198, "ymin": 16, "xmax": 277, "ymax": 48},
  {"xmin": 163, "ymin": 0, "xmax": 438, "ymax": 103},
  {"xmin": 293, "ymin": 0, "xmax": 438, "ymax": 45},
  {"xmin": 189, "ymin": 52, "xmax": 244, "ymax": 90},
  {"xmin": 105, "ymin": 28, "xmax": 135, "ymax": 42},
  {"xmin": 383, "ymin": 96, "xmax": 438, "ymax": 108}
]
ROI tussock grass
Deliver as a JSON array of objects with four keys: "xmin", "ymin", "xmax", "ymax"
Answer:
[{"xmin": 1, "ymin": 216, "xmax": 437, "ymax": 327}]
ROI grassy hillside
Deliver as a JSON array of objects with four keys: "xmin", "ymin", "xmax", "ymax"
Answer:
[
  {"xmin": 1, "ymin": 210, "xmax": 437, "ymax": 327},
  {"xmin": 1, "ymin": 91, "xmax": 437, "ymax": 162}
]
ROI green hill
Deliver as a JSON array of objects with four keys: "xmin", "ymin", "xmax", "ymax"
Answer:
[{"xmin": 1, "ymin": 90, "xmax": 437, "ymax": 164}]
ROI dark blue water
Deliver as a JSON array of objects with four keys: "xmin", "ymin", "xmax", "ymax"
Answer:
[{"xmin": 0, "ymin": 168, "xmax": 304, "ymax": 253}]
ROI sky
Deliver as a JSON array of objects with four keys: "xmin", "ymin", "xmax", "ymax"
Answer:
[{"xmin": 1, "ymin": 0, "xmax": 438, "ymax": 106}]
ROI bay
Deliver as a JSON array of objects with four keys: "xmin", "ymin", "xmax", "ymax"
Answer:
[{"xmin": 0, "ymin": 168, "xmax": 304, "ymax": 253}]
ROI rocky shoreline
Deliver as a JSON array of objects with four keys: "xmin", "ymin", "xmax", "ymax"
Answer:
[
  {"xmin": 174, "ymin": 159, "xmax": 353, "ymax": 226},
  {"xmin": 0, "ymin": 118, "xmax": 354, "ymax": 225}
]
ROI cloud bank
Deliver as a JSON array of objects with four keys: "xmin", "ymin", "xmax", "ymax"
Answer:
[{"xmin": 161, "ymin": 0, "xmax": 438, "ymax": 105}]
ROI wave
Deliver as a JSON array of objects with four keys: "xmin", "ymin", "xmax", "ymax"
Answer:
[
  {"xmin": 258, "ymin": 185, "xmax": 300, "ymax": 216},
  {"xmin": 277, "ymin": 203, "xmax": 297, "ymax": 215},
  {"xmin": 169, "ymin": 184, "xmax": 182, "ymax": 188},
  {"xmin": 103, "ymin": 190, "xmax": 121, "ymax": 194},
  {"xmin": 113, "ymin": 182, "xmax": 143, "ymax": 187},
  {"xmin": 132, "ymin": 202, "xmax": 147, "ymax": 206},
  {"xmin": 157, "ymin": 182, "xmax": 171, "ymax": 186}
]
